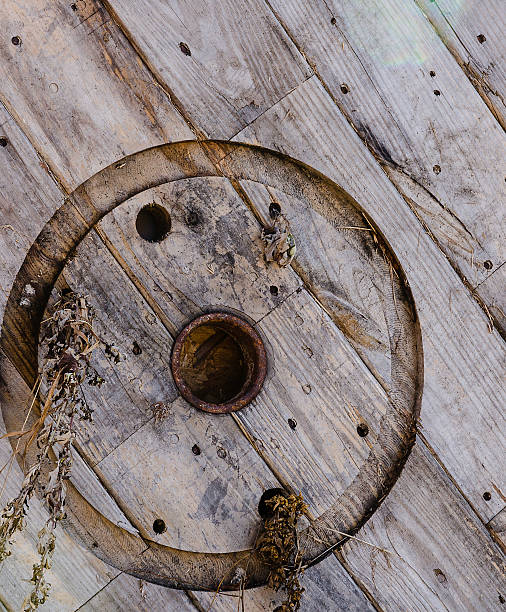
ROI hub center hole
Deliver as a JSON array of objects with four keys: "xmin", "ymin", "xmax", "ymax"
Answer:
[{"xmin": 179, "ymin": 323, "xmax": 248, "ymax": 404}]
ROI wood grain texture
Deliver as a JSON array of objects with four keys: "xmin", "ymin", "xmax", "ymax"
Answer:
[
  {"xmin": 239, "ymin": 179, "xmax": 393, "ymax": 390},
  {"xmin": 95, "ymin": 177, "xmax": 301, "ymax": 328},
  {"xmin": 103, "ymin": 0, "xmax": 312, "ymax": 139},
  {"xmin": 475, "ymin": 263, "xmax": 506, "ymax": 338},
  {"xmin": 488, "ymin": 506, "xmax": 506, "ymax": 551},
  {"xmin": 0, "ymin": 0, "xmax": 193, "ymax": 191},
  {"xmin": 193, "ymin": 553, "xmax": 376, "ymax": 612},
  {"xmin": 0, "ymin": 352, "xmax": 119, "ymax": 612},
  {"xmin": 29, "ymin": 168, "xmax": 376, "ymax": 606},
  {"xmin": 341, "ymin": 442, "xmax": 506, "ymax": 612},
  {"xmin": 233, "ymin": 75, "xmax": 505, "ymax": 521},
  {"xmin": 52, "ymin": 167, "xmax": 405, "ymax": 539},
  {"xmin": 0, "ymin": 105, "xmax": 64, "ymax": 321},
  {"xmin": 416, "ymin": 0, "xmax": 505, "ymax": 129},
  {"xmin": 77, "ymin": 572, "xmax": 197, "ymax": 612},
  {"xmin": 266, "ymin": 0, "xmax": 505, "ymax": 294}
]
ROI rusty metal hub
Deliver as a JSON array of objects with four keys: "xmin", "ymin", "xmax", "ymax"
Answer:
[{"xmin": 171, "ymin": 312, "xmax": 267, "ymax": 414}]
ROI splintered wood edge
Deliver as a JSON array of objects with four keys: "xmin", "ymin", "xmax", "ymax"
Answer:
[{"xmin": 0, "ymin": 140, "xmax": 423, "ymax": 590}]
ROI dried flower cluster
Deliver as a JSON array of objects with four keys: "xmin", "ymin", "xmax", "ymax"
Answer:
[
  {"xmin": 261, "ymin": 203, "xmax": 296, "ymax": 268},
  {"xmin": 0, "ymin": 291, "xmax": 107, "ymax": 610},
  {"xmin": 256, "ymin": 492, "xmax": 307, "ymax": 612}
]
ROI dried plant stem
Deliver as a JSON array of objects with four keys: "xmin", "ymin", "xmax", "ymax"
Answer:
[{"xmin": 0, "ymin": 291, "xmax": 110, "ymax": 610}]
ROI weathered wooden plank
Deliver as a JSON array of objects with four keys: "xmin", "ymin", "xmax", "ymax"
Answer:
[
  {"xmin": 193, "ymin": 553, "xmax": 376, "ymax": 612},
  {"xmin": 341, "ymin": 442, "xmax": 506, "ymax": 612},
  {"xmin": 233, "ymin": 75, "xmax": 506, "ymax": 522},
  {"xmin": 0, "ymin": 0, "xmax": 193, "ymax": 191},
  {"xmin": 93, "ymin": 395, "xmax": 279, "ymax": 549},
  {"xmin": 488, "ymin": 506, "xmax": 506, "ymax": 551},
  {"xmin": 474, "ymin": 263, "xmax": 506, "ymax": 338},
  {"xmin": 77, "ymin": 573, "xmax": 196, "ymax": 612},
  {"xmin": 0, "ymin": 352, "xmax": 120, "ymax": 612},
  {"xmin": 49, "ymin": 228, "xmax": 186, "ymax": 466},
  {"xmin": 249, "ymin": 288, "xmax": 390, "ymax": 514},
  {"xmin": 266, "ymin": 0, "xmax": 505, "ymax": 295},
  {"xmin": 0, "ymin": 105, "xmax": 64, "ymax": 321},
  {"xmin": 416, "ymin": 0, "xmax": 505, "ymax": 129},
  {"xmin": 103, "ymin": 0, "xmax": 312, "ymax": 139},
  {"xmin": 239, "ymin": 179, "xmax": 393, "ymax": 389},
  {"xmin": 95, "ymin": 177, "xmax": 301, "ymax": 327}
]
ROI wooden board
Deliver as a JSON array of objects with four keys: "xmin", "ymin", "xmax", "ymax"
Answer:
[
  {"xmin": 341, "ymin": 442, "xmax": 506, "ymax": 612},
  {"xmin": 102, "ymin": 0, "xmax": 312, "ymax": 139},
  {"xmin": 0, "ymin": 0, "xmax": 193, "ymax": 191},
  {"xmin": 0, "ymin": 352, "xmax": 120, "ymax": 612},
  {"xmin": 416, "ymin": 0, "xmax": 505, "ymax": 129},
  {"xmin": 0, "ymin": 105, "xmax": 64, "ymax": 320},
  {"xmin": 233, "ymin": 75, "xmax": 506, "ymax": 522},
  {"xmin": 265, "ymin": 0, "xmax": 505, "ymax": 299},
  {"xmin": 0, "ymin": 0, "xmax": 504, "ymax": 608}
]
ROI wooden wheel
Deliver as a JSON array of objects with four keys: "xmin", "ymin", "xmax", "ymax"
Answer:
[{"xmin": 0, "ymin": 141, "xmax": 423, "ymax": 591}]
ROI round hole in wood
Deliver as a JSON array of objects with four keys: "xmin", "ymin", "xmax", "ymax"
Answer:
[
  {"xmin": 153, "ymin": 518, "xmax": 167, "ymax": 534},
  {"xmin": 135, "ymin": 202, "xmax": 171, "ymax": 242},
  {"xmin": 171, "ymin": 312, "xmax": 267, "ymax": 414},
  {"xmin": 258, "ymin": 488, "xmax": 289, "ymax": 519}
]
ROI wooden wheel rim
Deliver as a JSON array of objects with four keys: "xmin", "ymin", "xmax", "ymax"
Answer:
[{"xmin": 0, "ymin": 140, "xmax": 423, "ymax": 591}]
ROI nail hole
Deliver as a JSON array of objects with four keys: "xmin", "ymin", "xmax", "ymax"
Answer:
[
  {"xmin": 258, "ymin": 488, "xmax": 289, "ymax": 518},
  {"xmin": 340, "ymin": 83, "xmax": 350, "ymax": 94},
  {"xmin": 269, "ymin": 202, "xmax": 281, "ymax": 219},
  {"xmin": 433, "ymin": 164, "xmax": 441, "ymax": 174},
  {"xmin": 0, "ymin": 138, "xmax": 8, "ymax": 147},
  {"xmin": 179, "ymin": 42, "xmax": 191, "ymax": 56},
  {"xmin": 288, "ymin": 418, "xmax": 297, "ymax": 430},
  {"xmin": 483, "ymin": 260, "xmax": 493, "ymax": 270},
  {"xmin": 49, "ymin": 82, "xmax": 59, "ymax": 93},
  {"xmin": 270, "ymin": 285, "xmax": 279, "ymax": 296},
  {"xmin": 357, "ymin": 423, "xmax": 369, "ymax": 437},
  {"xmin": 136, "ymin": 203, "xmax": 171, "ymax": 242},
  {"xmin": 153, "ymin": 518, "xmax": 166, "ymax": 534},
  {"xmin": 132, "ymin": 341, "xmax": 142, "ymax": 355},
  {"xmin": 186, "ymin": 209, "xmax": 201, "ymax": 227},
  {"xmin": 434, "ymin": 89, "xmax": 441, "ymax": 96},
  {"xmin": 11, "ymin": 36, "xmax": 21, "ymax": 46},
  {"xmin": 71, "ymin": 3, "xmax": 77, "ymax": 10},
  {"xmin": 477, "ymin": 34, "xmax": 486, "ymax": 44},
  {"xmin": 429, "ymin": 70, "xmax": 436, "ymax": 77},
  {"xmin": 330, "ymin": 17, "xmax": 336, "ymax": 25},
  {"xmin": 434, "ymin": 568, "xmax": 447, "ymax": 583},
  {"xmin": 192, "ymin": 444, "xmax": 201, "ymax": 455},
  {"xmin": 92, "ymin": 541, "xmax": 98, "ymax": 548},
  {"xmin": 483, "ymin": 491, "xmax": 492, "ymax": 501}
]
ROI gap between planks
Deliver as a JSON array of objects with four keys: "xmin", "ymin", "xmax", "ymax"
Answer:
[{"xmin": 260, "ymin": 0, "xmax": 504, "ymax": 336}]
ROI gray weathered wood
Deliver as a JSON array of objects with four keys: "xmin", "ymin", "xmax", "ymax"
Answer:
[
  {"xmin": 103, "ymin": 0, "xmax": 312, "ymax": 139},
  {"xmin": 341, "ymin": 442, "xmax": 506, "ymax": 612},
  {"xmin": 0, "ymin": 353, "xmax": 119, "ymax": 611},
  {"xmin": 77, "ymin": 573, "xmax": 197, "ymax": 611},
  {"xmin": 1, "ymin": 0, "xmax": 504, "ymax": 608},
  {"xmin": 475, "ymin": 263, "xmax": 506, "ymax": 338},
  {"xmin": 234, "ymin": 75, "xmax": 506, "ymax": 521},
  {"xmin": 416, "ymin": 0, "xmax": 505, "ymax": 129},
  {"xmin": 0, "ymin": 0, "xmax": 193, "ymax": 191},
  {"xmin": 0, "ymin": 105, "xmax": 64, "ymax": 321},
  {"xmin": 266, "ymin": 0, "xmax": 505, "ymax": 295}
]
